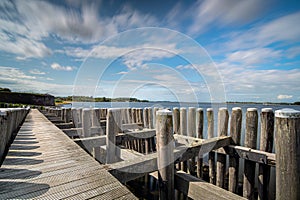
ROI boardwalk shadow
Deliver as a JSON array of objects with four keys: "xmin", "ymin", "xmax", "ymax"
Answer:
[
  {"xmin": 7, "ymin": 151, "xmax": 41, "ymax": 157},
  {"xmin": 4, "ymin": 158, "xmax": 44, "ymax": 165},
  {"xmin": 13, "ymin": 140, "xmax": 39, "ymax": 145},
  {"xmin": 13, "ymin": 137, "xmax": 36, "ymax": 140},
  {"xmin": 0, "ymin": 168, "xmax": 42, "ymax": 179},
  {"xmin": 9, "ymin": 145, "xmax": 40, "ymax": 151},
  {"xmin": 0, "ymin": 182, "xmax": 50, "ymax": 199}
]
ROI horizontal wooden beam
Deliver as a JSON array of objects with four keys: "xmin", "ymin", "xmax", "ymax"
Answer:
[
  {"xmin": 55, "ymin": 122, "xmax": 74, "ymax": 129},
  {"xmin": 175, "ymin": 171, "xmax": 246, "ymax": 200},
  {"xmin": 121, "ymin": 123, "xmax": 144, "ymax": 131},
  {"xmin": 63, "ymin": 128, "xmax": 82, "ymax": 137},
  {"xmin": 73, "ymin": 135, "xmax": 106, "ymax": 149},
  {"xmin": 215, "ymin": 145, "xmax": 276, "ymax": 166},
  {"xmin": 108, "ymin": 136, "xmax": 232, "ymax": 183}
]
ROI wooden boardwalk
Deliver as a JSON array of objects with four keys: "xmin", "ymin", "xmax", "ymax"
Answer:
[{"xmin": 0, "ymin": 109, "xmax": 137, "ymax": 199}]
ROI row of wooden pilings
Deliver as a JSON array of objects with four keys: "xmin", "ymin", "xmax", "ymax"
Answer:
[
  {"xmin": 44, "ymin": 106, "xmax": 300, "ymax": 200},
  {"xmin": 156, "ymin": 107, "xmax": 300, "ymax": 200},
  {"xmin": 0, "ymin": 108, "xmax": 30, "ymax": 165}
]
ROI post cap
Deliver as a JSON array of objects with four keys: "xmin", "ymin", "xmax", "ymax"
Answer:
[
  {"xmin": 207, "ymin": 108, "xmax": 213, "ymax": 111},
  {"xmin": 0, "ymin": 109, "xmax": 9, "ymax": 116},
  {"xmin": 261, "ymin": 108, "xmax": 273, "ymax": 112},
  {"xmin": 247, "ymin": 108, "xmax": 257, "ymax": 112},
  {"xmin": 275, "ymin": 108, "xmax": 300, "ymax": 118},
  {"xmin": 157, "ymin": 109, "xmax": 172, "ymax": 115},
  {"xmin": 232, "ymin": 107, "xmax": 241, "ymax": 111}
]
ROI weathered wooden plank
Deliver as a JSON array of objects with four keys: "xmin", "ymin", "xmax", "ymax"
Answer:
[
  {"xmin": 108, "ymin": 136, "xmax": 232, "ymax": 183},
  {"xmin": 175, "ymin": 171, "xmax": 246, "ymax": 200}
]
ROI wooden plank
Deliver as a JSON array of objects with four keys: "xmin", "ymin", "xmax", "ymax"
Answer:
[
  {"xmin": 73, "ymin": 135, "xmax": 106, "ymax": 149},
  {"xmin": 0, "ymin": 109, "xmax": 137, "ymax": 199},
  {"xmin": 175, "ymin": 171, "xmax": 246, "ymax": 200},
  {"xmin": 108, "ymin": 136, "xmax": 232, "ymax": 183}
]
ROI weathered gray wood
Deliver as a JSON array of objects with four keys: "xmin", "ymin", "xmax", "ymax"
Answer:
[
  {"xmin": 180, "ymin": 107, "xmax": 188, "ymax": 172},
  {"xmin": 82, "ymin": 108, "xmax": 92, "ymax": 137},
  {"xmin": 0, "ymin": 109, "xmax": 137, "ymax": 199},
  {"xmin": 216, "ymin": 107, "xmax": 229, "ymax": 189},
  {"xmin": 106, "ymin": 108, "xmax": 121, "ymax": 164},
  {"xmin": 275, "ymin": 108, "xmax": 300, "ymax": 200},
  {"xmin": 188, "ymin": 107, "xmax": 196, "ymax": 175},
  {"xmin": 196, "ymin": 108, "xmax": 204, "ymax": 178},
  {"xmin": 258, "ymin": 108, "xmax": 274, "ymax": 200},
  {"xmin": 228, "ymin": 107, "xmax": 242, "ymax": 193},
  {"xmin": 173, "ymin": 107, "xmax": 181, "ymax": 170},
  {"xmin": 121, "ymin": 123, "xmax": 143, "ymax": 131},
  {"xmin": 175, "ymin": 171, "xmax": 246, "ymax": 200},
  {"xmin": 73, "ymin": 135, "xmax": 106, "ymax": 149},
  {"xmin": 109, "ymin": 136, "xmax": 232, "ymax": 183},
  {"xmin": 243, "ymin": 108, "xmax": 258, "ymax": 200},
  {"xmin": 156, "ymin": 109, "xmax": 174, "ymax": 200},
  {"xmin": 148, "ymin": 107, "xmax": 154, "ymax": 129},
  {"xmin": 207, "ymin": 108, "xmax": 216, "ymax": 184},
  {"xmin": 143, "ymin": 107, "xmax": 149, "ymax": 128}
]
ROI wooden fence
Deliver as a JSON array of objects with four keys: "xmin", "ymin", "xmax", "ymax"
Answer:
[{"xmin": 43, "ymin": 106, "xmax": 300, "ymax": 200}]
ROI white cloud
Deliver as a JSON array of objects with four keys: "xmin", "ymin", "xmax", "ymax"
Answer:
[
  {"xmin": 51, "ymin": 63, "xmax": 75, "ymax": 71},
  {"xmin": 187, "ymin": 0, "xmax": 270, "ymax": 34},
  {"xmin": 226, "ymin": 48, "xmax": 282, "ymax": 65},
  {"xmin": 116, "ymin": 71, "xmax": 128, "ymax": 75},
  {"xmin": 223, "ymin": 11, "xmax": 300, "ymax": 52},
  {"xmin": 0, "ymin": 66, "xmax": 73, "ymax": 96},
  {"xmin": 29, "ymin": 69, "xmax": 46, "ymax": 75},
  {"xmin": 277, "ymin": 95, "xmax": 293, "ymax": 100}
]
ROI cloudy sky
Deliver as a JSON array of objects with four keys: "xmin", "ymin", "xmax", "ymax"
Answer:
[{"xmin": 0, "ymin": 0, "xmax": 300, "ymax": 103}]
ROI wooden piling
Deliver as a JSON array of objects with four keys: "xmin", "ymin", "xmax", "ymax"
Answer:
[
  {"xmin": 258, "ymin": 108, "xmax": 274, "ymax": 200},
  {"xmin": 275, "ymin": 108, "xmax": 300, "ymax": 200},
  {"xmin": 180, "ymin": 107, "xmax": 188, "ymax": 172},
  {"xmin": 156, "ymin": 109, "xmax": 174, "ymax": 200},
  {"xmin": 243, "ymin": 108, "xmax": 258, "ymax": 200},
  {"xmin": 228, "ymin": 107, "xmax": 242, "ymax": 193},
  {"xmin": 188, "ymin": 107, "xmax": 196, "ymax": 175},
  {"xmin": 82, "ymin": 108, "xmax": 92, "ymax": 137},
  {"xmin": 65, "ymin": 108, "xmax": 71, "ymax": 123},
  {"xmin": 106, "ymin": 108, "xmax": 121, "ymax": 164},
  {"xmin": 148, "ymin": 107, "xmax": 154, "ymax": 129},
  {"xmin": 196, "ymin": 108, "xmax": 204, "ymax": 178},
  {"xmin": 216, "ymin": 107, "xmax": 229, "ymax": 189},
  {"xmin": 173, "ymin": 107, "xmax": 180, "ymax": 169},
  {"xmin": 207, "ymin": 108, "xmax": 216, "ymax": 184}
]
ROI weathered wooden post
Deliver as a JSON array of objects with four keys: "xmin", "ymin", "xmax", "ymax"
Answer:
[
  {"xmin": 173, "ymin": 107, "xmax": 180, "ymax": 169},
  {"xmin": 156, "ymin": 109, "xmax": 174, "ymax": 200},
  {"xmin": 180, "ymin": 107, "xmax": 187, "ymax": 172},
  {"xmin": 148, "ymin": 107, "xmax": 154, "ymax": 129},
  {"xmin": 275, "ymin": 108, "xmax": 300, "ymax": 200},
  {"xmin": 196, "ymin": 108, "xmax": 204, "ymax": 178},
  {"xmin": 82, "ymin": 108, "xmax": 92, "ymax": 137},
  {"xmin": 65, "ymin": 108, "xmax": 71, "ymax": 123},
  {"xmin": 71, "ymin": 108, "xmax": 79, "ymax": 128},
  {"xmin": 143, "ymin": 107, "xmax": 149, "ymax": 129},
  {"xmin": 216, "ymin": 107, "xmax": 229, "ymax": 189},
  {"xmin": 106, "ymin": 108, "xmax": 121, "ymax": 164},
  {"xmin": 228, "ymin": 107, "xmax": 242, "ymax": 193},
  {"xmin": 243, "ymin": 108, "xmax": 258, "ymax": 200},
  {"xmin": 258, "ymin": 108, "xmax": 274, "ymax": 200},
  {"xmin": 207, "ymin": 108, "xmax": 216, "ymax": 184},
  {"xmin": 188, "ymin": 107, "xmax": 196, "ymax": 175}
]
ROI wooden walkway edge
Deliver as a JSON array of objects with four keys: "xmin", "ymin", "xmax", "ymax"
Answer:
[{"xmin": 0, "ymin": 109, "xmax": 137, "ymax": 199}]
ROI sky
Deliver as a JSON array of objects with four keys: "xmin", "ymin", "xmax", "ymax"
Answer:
[{"xmin": 0, "ymin": 0, "xmax": 300, "ymax": 103}]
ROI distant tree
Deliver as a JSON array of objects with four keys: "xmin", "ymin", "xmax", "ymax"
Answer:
[{"xmin": 0, "ymin": 88, "xmax": 11, "ymax": 92}]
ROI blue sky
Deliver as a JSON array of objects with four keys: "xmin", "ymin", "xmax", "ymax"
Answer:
[{"xmin": 0, "ymin": 0, "xmax": 300, "ymax": 103}]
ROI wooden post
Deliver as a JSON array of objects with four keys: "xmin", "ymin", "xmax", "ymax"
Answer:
[
  {"xmin": 196, "ymin": 108, "xmax": 204, "ymax": 178},
  {"xmin": 148, "ymin": 107, "xmax": 154, "ymax": 129},
  {"xmin": 65, "ymin": 108, "xmax": 71, "ymax": 123},
  {"xmin": 275, "ymin": 108, "xmax": 300, "ymax": 200},
  {"xmin": 188, "ymin": 107, "xmax": 196, "ymax": 175},
  {"xmin": 173, "ymin": 107, "xmax": 180, "ymax": 170},
  {"xmin": 207, "ymin": 108, "xmax": 216, "ymax": 184},
  {"xmin": 243, "ymin": 108, "xmax": 258, "ymax": 200},
  {"xmin": 228, "ymin": 107, "xmax": 242, "ymax": 193},
  {"xmin": 106, "ymin": 108, "xmax": 121, "ymax": 164},
  {"xmin": 258, "ymin": 108, "xmax": 274, "ymax": 200},
  {"xmin": 156, "ymin": 109, "xmax": 174, "ymax": 200},
  {"xmin": 180, "ymin": 107, "xmax": 187, "ymax": 172},
  {"xmin": 71, "ymin": 108, "xmax": 79, "ymax": 128},
  {"xmin": 216, "ymin": 107, "xmax": 229, "ymax": 189},
  {"xmin": 82, "ymin": 108, "xmax": 92, "ymax": 137},
  {"xmin": 144, "ymin": 108, "xmax": 149, "ymax": 129}
]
